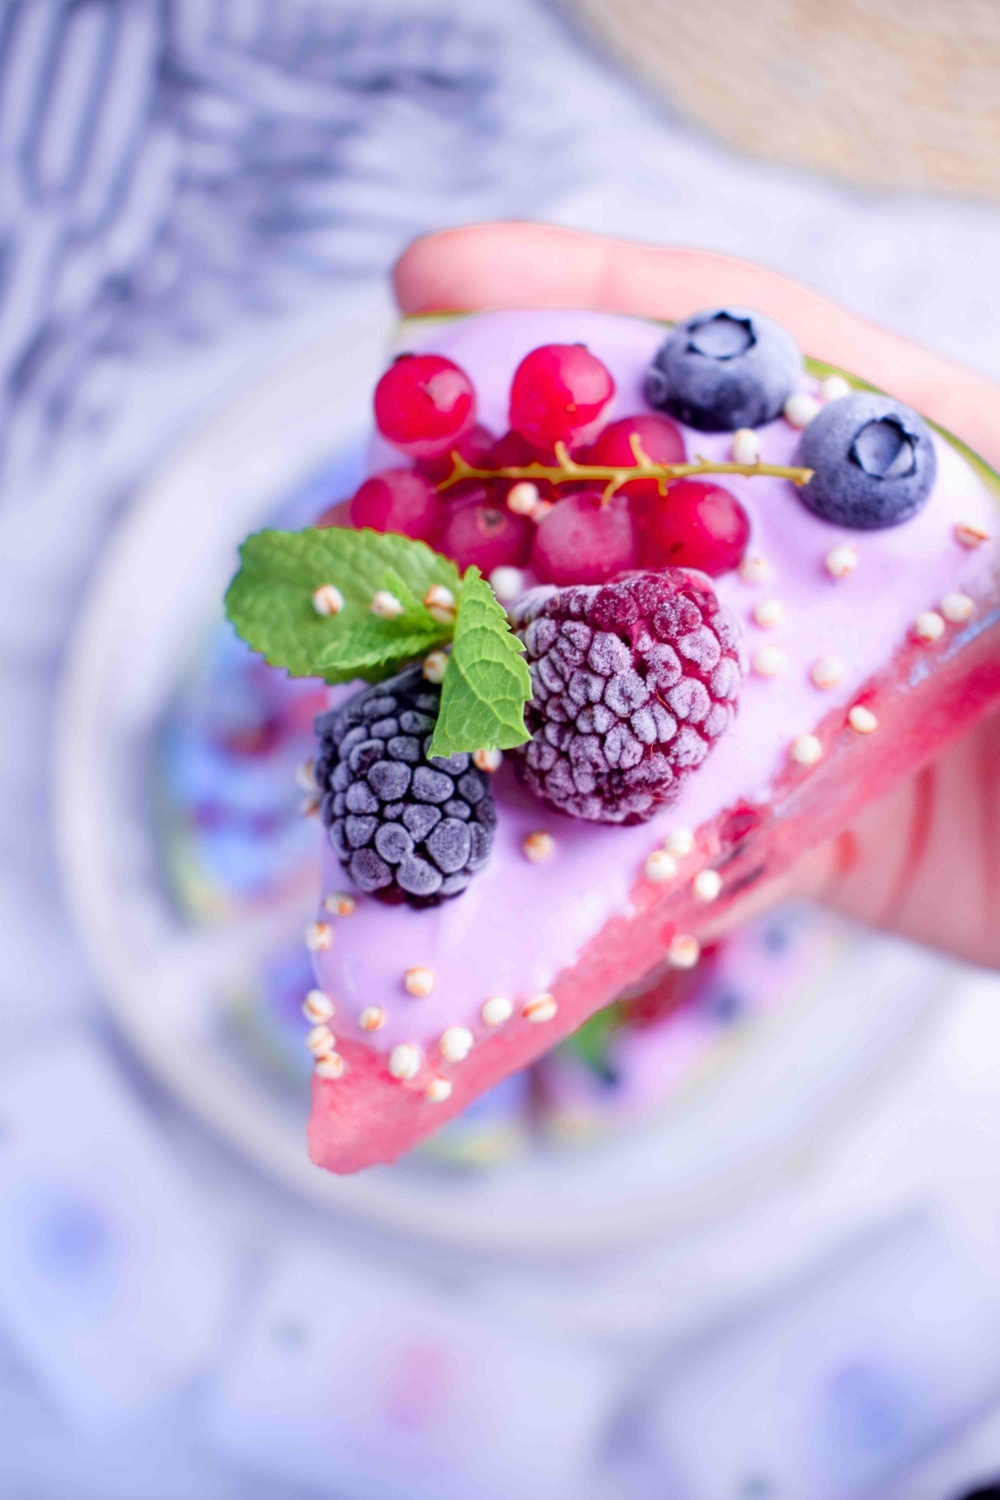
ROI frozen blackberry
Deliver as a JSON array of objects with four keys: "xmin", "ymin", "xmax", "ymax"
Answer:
[
  {"xmin": 645, "ymin": 307, "xmax": 801, "ymax": 432},
  {"xmin": 512, "ymin": 571, "xmax": 744, "ymax": 824},
  {"xmin": 314, "ymin": 665, "xmax": 496, "ymax": 906}
]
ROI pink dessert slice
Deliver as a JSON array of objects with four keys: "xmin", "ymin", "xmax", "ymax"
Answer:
[{"xmin": 301, "ymin": 309, "xmax": 1000, "ymax": 1174}]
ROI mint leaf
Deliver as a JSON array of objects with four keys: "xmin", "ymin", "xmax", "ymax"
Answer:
[
  {"xmin": 430, "ymin": 567, "xmax": 531, "ymax": 757},
  {"xmin": 225, "ymin": 528, "xmax": 459, "ymax": 684}
]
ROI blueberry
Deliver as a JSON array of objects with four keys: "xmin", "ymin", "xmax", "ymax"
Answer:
[
  {"xmin": 645, "ymin": 307, "xmax": 801, "ymax": 432},
  {"xmin": 796, "ymin": 392, "xmax": 937, "ymax": 529}
]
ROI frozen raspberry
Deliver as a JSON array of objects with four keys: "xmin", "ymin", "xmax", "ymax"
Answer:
[
  {"xmin": 439, "ymin": 494, "xmax": 533, "ymax": 574},
  {"xmin": 531, "ymin": 491, "xmax": 638, "ymax": 586},
  {"xmin": 509, "ymin": 344, "xmax": 615, "ymax": 447},
  {"xmin": 635, "ymin": 479, "xmax": 749, "ymax": 577},
  {"xmin": 349, "ymin": 468, "xmax": 445, "ymax": 543},
  {"xmin": 315, "ymin": 666, "xmax": 496, "ymax": 906},
  {"xmin": 581, "ymin": 413, "xmax": 686, "ymax": 502},
  {"xmin": 511, "ymin": 570, "xmax": 744, "ymax": 824},
  {"xmin": 374, "ymin": 353, "xmax": 476, "ymax": 460}
]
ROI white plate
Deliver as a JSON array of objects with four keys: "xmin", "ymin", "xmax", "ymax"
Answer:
[{"xmin": 54, "ymin": 292, "xmax": 951, "ymax": 1255}]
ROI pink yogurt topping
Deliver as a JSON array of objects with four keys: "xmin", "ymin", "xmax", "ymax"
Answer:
[{"xmin": 314, "ymin": 309, "xmax": 996, "ymax": 1053}]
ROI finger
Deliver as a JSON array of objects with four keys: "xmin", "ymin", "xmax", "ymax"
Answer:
[{"xmin": 394, "ymin": 224, "xmax": 1000, "ymax": 466}]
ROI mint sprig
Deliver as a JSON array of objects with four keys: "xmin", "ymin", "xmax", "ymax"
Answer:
[
  {"xmin": 428, "ymin": 568, "xmax": 531, "ymax": 759},
  {"xmin": 225, "ymin": 528, "xmax": 458, "ymax": 683},
  {"xmin": 225, "ymin": 527, "xmax": 530, "ymax": 755}
]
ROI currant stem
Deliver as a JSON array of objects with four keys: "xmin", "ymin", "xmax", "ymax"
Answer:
[{"xmin": 437, "ymin": 436, "xmax": 814, "ymax": 504}]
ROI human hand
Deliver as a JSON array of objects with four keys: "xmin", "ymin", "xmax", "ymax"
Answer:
[{"xmin": 394, "ymin": 224, "xmax": 1000, "ymax": 968}]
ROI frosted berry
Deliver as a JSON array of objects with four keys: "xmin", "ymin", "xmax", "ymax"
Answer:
[
  {"xmin": 532, "ymin": 491, "xmax": 638, "ymax": 586},
  {"xmin": 509, "ymin": 344, "xmax": 615, "ymax": 447},
  {"xmin": 512, "ymin": 570, "xmax": 743, "ymax": 824},
  {"xmin": 582, "ymin": 413, "xmax": 686, "ymax": 502},
  {"xmin": 636, "ymin": 479, "xmax": 749, "ymax": 576},
  {"xmin": 796, "ymin": 392, "xmax": 937, "ymax": 529},
  {"xmin": 439, "ymin": 494, "xmax": 533, "ymax": 574},
  {"xmin": 374, "ymin": 352, "xmax": 476, "ymax": 459},
  {"xmin": 315, "ymin": 665, "xmax": 496, "ymax": 906},
  {"xmin": 349, "ymin": 468, "xmax": 445, "ymax": 543},
  {"xmin": 418, "ymin": 422, "xmax": 495, "ymax": 487},
  {"xmin": 646, "ymin": 307, "xmax": 801, "ymax": 432}
]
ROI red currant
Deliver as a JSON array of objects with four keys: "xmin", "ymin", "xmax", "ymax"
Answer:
[
  {"xmin": 315, "ymin": 498, "xmax": 352, "ymax": 528},
  {"xmin": 636, "ymin": 479, "xmax": 749, "ymax": 577},
  {"xmin": 509, "ymin": 344, "xmax": 615, "ymax": 448},
  {"xmin": 417, "ymin": 422, "xmax": 495, "ymax": 486},
  {"xmin": 439, "ymin": 495, "xmax": 533, "ymax": 575},
  {"xmin": 583, "ymin": 413, "xmax": 685, "ymax": 504},
  {"xmin": 531, "ymin": 491, "xmax": 638, "ymax": 586},
  {"xmin": 374, "ymin": 352, "xmax": 476, "ymax": 459},
  {"xmin": 349, "ymin": 468, "xmax": 445, "ymax": 542}
]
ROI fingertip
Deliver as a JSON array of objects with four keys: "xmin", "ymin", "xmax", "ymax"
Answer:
[
  {"xmin": 393, "ymin": 228, "xmax": 474, "ymax": 314},
  {"xmin": 393, "ymin": 221, "xmax": 612, "ymax": 313}
]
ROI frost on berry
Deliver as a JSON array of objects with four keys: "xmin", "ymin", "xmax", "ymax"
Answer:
[
  {"xmin": 512, "ymin": 570, "xmax": 744, "ymax": 824},
  {"xmin": 314, "ymin": 666, "xmax": 495, "ymax": 905}
]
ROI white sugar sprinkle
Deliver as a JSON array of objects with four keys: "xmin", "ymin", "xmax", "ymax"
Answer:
[
  {"xmin": 422, "ymin": 649, "xmax": 448, "ymax": 683},
  {"xmin": 439, "ymin": 1026, "xmax": 474, "ymax": 1063},
  {"xmin": 914, "ymin": 610, "xmax": 946, "ymax": 644},
  {"xmin": 738, "ymin": 555, "xmax": 771, "ymax": 585},
  {"xmin": 370, "ymin": 590, "xmax": 404, "ymax": 619},
  {"xmin": 693, "ymin": 869, "xmax": 723, "ymax": 902},
  {"xmin": 507, "ymin": 481, "xmax": 541, "ymax": 516},
  {"xmin": 482, "ymin": 996, "xmax": 513, "ymax": 1027},
  {"xmin": 810, "ymin": 654, "xmax": 844, "ymax": 690},
  {"xmin": 315, "ymin": 1053, "xmax": 346, "ymax": 1080},
  {"xmin": 388, "ymin": 1043, "xmax": 421, "ymax": 1081},
  {"xmin": 847, "ymin": 705, "xmax": 878, "ymax": 735},
  {"xmin": 820, "ymin": 374, "xmax": 851, "ymax": 402},
  {"xmin": 668, "ymin": 934, "xmax": 700, "ymax": 969},
  {"xmin": 323, "ymin": 892, "xmax": 356, "ymax": 917},
  {"xmin": 790, "ymin": 733, "xmax": 823, "ymax": 766},
  {"xmin": 730, "ymin": 428, "xmax": 761, "ymax": 464},
  {"xmin": 473, "ymin": 747, "xmax": 503, "ymax": 773},
  {"xmin": 645, "ymin": 849, "xmax": 678, "ymax": 883},
  {"xmin": 825, "ymin": 544, "xmax": 858, "ymax": 579},
  {"xmin": 296, "ymin": 759, "xmax": 317, "ymax": 791},
  {"xmin": 752, "ymin": 645, "xmax": 789, "ymax": 678},
  {"xmin": 954, "ymin": 522, "xmax": 989, "ymax": 549},
  {"xmin": 312, "ymin": 583, "xmax": 344, "ymax": 617},
  {"xmin": 404, "ymin": 966, "xmax": 434, "ymax": 997},
  {"xmin": 302, "ymin": 989, "xmax": 334, "ymax": 1024},
  {"xmin": 784, "ymin": 392, "xmax": 820, "ymax": 429},
  {"xmin": 941, "ymin": 592, "xmax": 974, "ymax": 624},
  {"xmin": 489, "ymin": 565, "xmax": 528, "ymax": 602},
  {"xmin": 306, "ymin": 1024, "xmax": 336, "ymax": 1057},
  {"xmin": 305, "ymin": 921, "xmax": 332, "ymax": 952},
  {"xmin": 423, "ymin": 584, "xmax": 457, "ymax": 624},
  {"xmin": 664, "ymin": 828, "xmax": 695, "ymax": 858},
  {"xmin": 358, "ymin": 1006, "xmax": 385, "ymax": 1032},
  {"xmin": 426, "ymin": 1078, "xmax": 453, "ymax": 1103},
  {"xmin": 523, "ymin": 994, "xmax": 558, "ymax": 1023},
  {"xmin": 752, "ymin": 598, "xmax": 785, "ymax": 629},
  {"xmin": 523, "ymin": 830, "xmax": 556, "ymax": 863}
]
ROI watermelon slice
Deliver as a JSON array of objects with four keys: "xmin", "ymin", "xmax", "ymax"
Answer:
[{"xmin": 297, "ymin": 309, "xmax": 1000, "ymax": 1173}]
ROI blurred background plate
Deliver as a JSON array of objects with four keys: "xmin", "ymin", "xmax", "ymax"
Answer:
[{"xmin": 54, "ymin": 290, "xmax": 956, "ymax": 1256}]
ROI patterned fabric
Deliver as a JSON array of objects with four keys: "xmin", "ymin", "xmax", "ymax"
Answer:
[{"xmin": 0, "ymin": 0, "xmax": 578, "ymax": 491}]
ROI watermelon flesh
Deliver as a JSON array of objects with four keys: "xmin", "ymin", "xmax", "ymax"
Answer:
[{"xmin": 306, "ymin": 309, "xmax": 1000, "ymax": 1174}]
